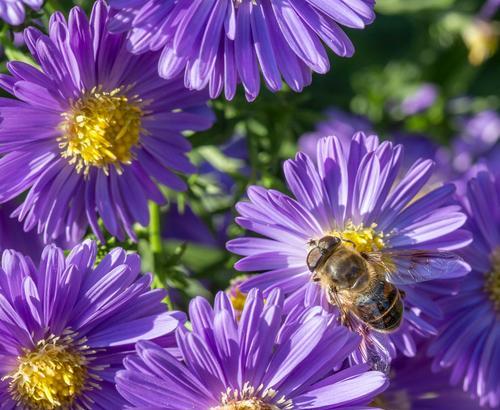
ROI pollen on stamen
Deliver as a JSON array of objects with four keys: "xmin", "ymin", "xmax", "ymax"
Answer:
[
  {"xmin": 58, "ymin": 86, "xmax": 144, "ymax": 175},
  {"xmin": 330, "ymin": 221, "xmax": 385, "ymax": 253},
  {"xmin": 211, "ymin": 383, "xmax": 293, "ymax": 410},
  {"xmin": 226, "ymin": 275, "xmax": 250, "ymax": 320},
  {"xmin": 5, "ymin": 333, "xmax": 93, "ymax": 410}
]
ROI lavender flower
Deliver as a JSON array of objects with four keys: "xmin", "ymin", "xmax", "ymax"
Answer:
[
  {"xmin": 392, "ymin": 133, "xmax": 453, "ymax": 185},
  {"xmin": 298, "ymin": 108, "xmax": 373, "ymax": 160},
  {"xmin": 163, "ymin": 135, "xmax": 248, "ymax": 248},
  {"xmin": 0, "ymin": 202, "xmax": 43, "ymax": 262},
  {"xmin": 0, "ymin": 0, "xmax": 42, "ymax": 25},
  {"xmin": 116, "ymin": 289, "xmax": 388, "ymax": 409},
  {"xmin": 429, "ymin": 169, "xmax": 500, "ymax": 408},
  {"xmin": 297, "ymin": 109, "xmax": 452, "ymax": 184},
  {"xmin": 451, "ymin": 110, "xmax": 500, "ymax": 173},
  {"xmin": 400, "ymin": 83, "xmax": 439, "ymax": 116},
  {"xmin": 0, "ymin": 240, "xmax": 184, "ymax": 409},
  {"xmin": 480, "ymin": 0, "xmax": 500, "ymax": 19},
  {"xmin": 375, "ymin": 352, "xmax": 480, "ymax": 409},
  {"xmin": 108, "ymin": 0, "xmax": 376, "ymax": 101},
  {"xmin": 227, "ymin": 134, "xmax": 470, "ymax": 365},
  {"xmin": 0, "ymin": 1, "xmax": 214, "ymax": 244}
]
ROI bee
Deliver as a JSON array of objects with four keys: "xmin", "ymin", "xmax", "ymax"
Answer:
[{"xmin": 306, "ymin": 235, "xmax": 463, "ymax": 369}]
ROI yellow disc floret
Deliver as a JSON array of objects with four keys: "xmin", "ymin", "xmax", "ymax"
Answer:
[
  {"xmin": 211, "ymin": 384, "xmax": 292, "ymax": 410},
  {"xmin": 59, "ymin": 86, "xmax": 144, "ymax": 174},
  {"xmin": 7, "ymin": 336, "xmax": 88, "ymax": 409},
  {"xmin": 485, "ymin": 247, "xmax": 500, "ymax": 311},
  {"xmin": 229, "ymin": 288, "xmax": 247, "ymax": 315},
  {"xmin": 331, "ymin": 221, "xmax": 385, "ymax": 253},
  {"xmin": 226, "ymin": 275, "xmax": 250, "ymax": 320}
]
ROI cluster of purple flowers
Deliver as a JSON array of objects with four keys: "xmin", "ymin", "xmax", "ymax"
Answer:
[
  {"xmin": 0, "ymin": 0, "xmax": 42, "ymax": 26},
  {"xmin": 0, "ymin": 0, "xmax": 498, "ymax": 409}
]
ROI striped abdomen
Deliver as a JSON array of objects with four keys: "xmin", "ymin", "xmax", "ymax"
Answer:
[{"xmin": 352, "ymin": 279, "xmax": 403, "ymax": 332}]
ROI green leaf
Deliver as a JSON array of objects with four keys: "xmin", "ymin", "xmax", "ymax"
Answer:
[{"xmin": 376, "ymin": 0, "xmax": 456, "ymax": 14}]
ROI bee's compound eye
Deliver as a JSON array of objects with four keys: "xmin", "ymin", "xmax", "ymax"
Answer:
[
  {"xmin": 318, "ymin": 236, "xmax": 341, "ymax": 251},
  {"xmin": 307, "ymin": 247, "xmax": 323, "ymax": 272}
]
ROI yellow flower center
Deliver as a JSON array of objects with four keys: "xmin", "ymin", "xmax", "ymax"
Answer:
[
  {"xmin": 485, "ymin": 247, "xmax": 500, "ymax": 311},
  {"xmin": 59, "ymin": 86, "xmax": 144, "ymax": 174},
  {"xmin": 331, "ymin": 222, "xmax": 385, "ymax": 253},
  {"xmin": 214, "ymin": 399, "xmax": 274, "ymax": 410},
  {"xmin": 227, "ymin": 275, "xmax": 249, "ymax": 320},
  {"xmin": 211, "ymin": 384, "xmax": 292, "ymax": 410},
  {"xmin": 6, "ymin": 335, "xmax": 88, "ymax": 409}
]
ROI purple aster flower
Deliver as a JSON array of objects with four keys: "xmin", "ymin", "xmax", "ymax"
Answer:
[
  {"xmin": 227, "ymin": 133, "xmax": 470, "ymax": 368},
  {"xmin": 484, "ymin": 144, "xmax": 500, "ymax": 177},
  {"xmin": 392, "ymin": 133, "xmax": 453, "ymax": 186},
  {"xmin": 116, "ymin": 288, "xmax": 388, "ymax": 409},
  {"xmin": 451, "ymin": 110, "xmax": 500, "ymax": 174},
  {"xmin": 375, "ymin": 352, "xmax": 480, "ymax": 409},
  {"xmin": 429, "ymin": 169, "xmax": 500, "ymax": 408},
  {"xmin": 163, "ymin": 135, "xmax": 248, "ymax": 248},
  {"xmin": 298, "ymin": 108, "xmax": 373, "ymax": 160},
  {"xmin": 0, "ymin": 202, "xmax": 43, "ymax": 262},
  {"xmin": 225, "ymin": 274, "xmax": 251, "ymax": 320},
  {"xmin": 399, "ymin": 83, "xmax": 439, "ymax": 116},
  {"xmin": 164, "ymin": 204, "xmax": 222, "ymax": 248},
  {"xmin": 0, "ymin": 1, "xmax": 214, "ymax": 244},
  {"xmin": 0, "ymin": 240, "xmax": 184, "ymax": 409},
  {"xmin": 108, "ymin": 0, "xmax": 376, "ymax": 101},
  {"xmin": 0, "ymin": 0, "xmax": 42, "ymax": 25},
  {"xmin": 297, "ymin": 110, "xmax": 453, "ymax": 184}
]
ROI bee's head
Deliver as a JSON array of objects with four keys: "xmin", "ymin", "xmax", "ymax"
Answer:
[{"xmin": 306, "ymin": 236, "xmax": 342, "ymax": 272}]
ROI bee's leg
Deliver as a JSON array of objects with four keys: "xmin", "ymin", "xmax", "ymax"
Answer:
[
  {"xmin": 339, "ymin": 311, "xmax": 348, "ymax": 326},
  {"xmin": 399, "ymin": 289, "xmax": 406, "ymax": 299},
  {"xmin": 326, "ymin": 289, "xmax": 346, "ymax": 323},
  {"xmin": 326, "ymin": 288, "xmax": 336, "ymax": 304},
  {"xmin": 311, "ymin": 272, "xmax": 321, "ymax": 282}
]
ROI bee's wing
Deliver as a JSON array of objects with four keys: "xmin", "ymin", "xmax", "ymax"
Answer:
[
  {"xmin": 364, "ymin": 249, "xmax": 465, "ymax": 286},
  {"xmin": 329, "ymin": 289, "xmax": 391, "ymax": 373},
  {"xmin": 359, "ymin": 330, "xmax": 392, "ymax": 374}
]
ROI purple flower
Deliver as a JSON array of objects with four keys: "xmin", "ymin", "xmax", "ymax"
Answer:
[
  {"xmin": 163, "ymin": 135, "xmax": 248, "ymax": 248},
  {"xmin": 298, "ymin": 108, "xmax": 373, "ymax": 160},
  {"xmin": 392, "ymin": 133, "xmax": 453, "ymax": 185},
  {"xmin": 0, "ymin": 0, "xmax": 42, "ymax": 25},
  {"xmin": 0, "ymin": 1, "xmax": 214, "ymax": 244},
  {"xmin": 480, "ymin": 0, "xmax": 500, "ymax": 19},
  {"xmin": 451, "ymin": 110, "xmax": 500, "ymax": 173},
  {"xmin": 376, "ymin": 351, "xmax": 480, "ymax": 409},
  {"xmin": 0, "ymin": 202, "xmax": 43, "ymax": 262},
  {"xmin": 227, "ymin": 133, "xmax": 470, "ymax": 366},
  {"xmin": 429, "ymin": 169, "xmax": 500, "ymax": 408},
  {"xmin": 297, "ymin": 110, "xmax": 453, "ymax": 184},
  {"xmin": 399, "ymin": 83, "xmax": 439, "ymax": 116},
  {"xmin": 0, "ymin": 240, "xmax": 184, "ymax": 409},
  {"xmin": 116, "ymin": 288, "xmax": 388, "ymax": 409},
  {"xmin": 108, "ymin": 0, "xmax": 376, "ymax": 101}
]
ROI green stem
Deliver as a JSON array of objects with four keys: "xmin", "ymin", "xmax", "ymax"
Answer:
[
  {"xmin": 148, "ymin": 202, "xmax": 174, "ymax": 310},
  {"xmin": 149, "ymin": 202, "xmax": 162, "ymax": 255}
]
